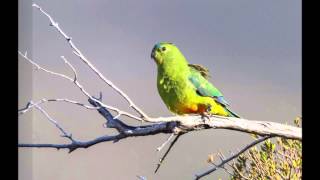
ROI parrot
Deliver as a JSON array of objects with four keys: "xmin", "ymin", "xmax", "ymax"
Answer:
[{"xmin": 151, "ymin": 42, "xmax": 240, "ymax": 118}]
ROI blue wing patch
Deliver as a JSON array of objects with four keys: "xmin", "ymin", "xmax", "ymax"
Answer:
[{"xmin": 216, "ymin": 96, "xmax": 230, "ymax": 107}]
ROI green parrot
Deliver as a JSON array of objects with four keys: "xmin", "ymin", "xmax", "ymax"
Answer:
[{"xmin": 151, "ymin": 42, "xmax": 240, "ymax": 117}]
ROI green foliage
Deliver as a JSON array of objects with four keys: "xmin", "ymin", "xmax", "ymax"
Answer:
[{"xmin": 231, "ymin": 117, "xmax": 302, "ymax": 180}]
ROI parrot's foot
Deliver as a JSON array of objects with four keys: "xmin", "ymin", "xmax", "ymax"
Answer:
[
  {"xmin": 206, "ymin": 104, "xmax": 212, "ymax": 113},
  {"xmin": 200, "ymin": 104, "xmax": 212, "ymax": 122},
  {"xmin": 200, "ymin": 113, "xmax": 210, "ymax": 122}
]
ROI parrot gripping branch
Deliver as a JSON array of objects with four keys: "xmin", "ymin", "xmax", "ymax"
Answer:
[{"xmin": 18, "ymin": 3, "xmax": 301, "ymax": 179}]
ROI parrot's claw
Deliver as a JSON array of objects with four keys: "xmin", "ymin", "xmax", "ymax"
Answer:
[
  {"xmin": 201, "ymin": 112, "xmax": 211, "ymax": 122},
  {"xmin": 206, "ymin": 104, "xmax": 212, "ymax": 113},
  {"xmin": 200, "ymin": 104, "xmax": 212, "ymax": 122}
]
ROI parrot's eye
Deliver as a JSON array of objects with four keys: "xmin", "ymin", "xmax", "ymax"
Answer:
[{"xmin": 161, "ymin": 47, "xmax": 166, "ymax": 51}]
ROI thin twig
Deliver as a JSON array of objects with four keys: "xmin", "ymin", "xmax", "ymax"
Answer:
[
  {"xmin": 19, "ymin": 121, "xmax": 177, "ymax": 152},
  {"xmin": 19, "ymin": 51, "xmax": 302, "ymax": 140},
  {"xmin": 18, "ymin": 4, "xmax": 303, "ymax": 179},
  {"xmin": 194, "ymin": 136, "xmax": 272, "ymax": 180},
  {"xmin": 32, "ymin": 3, "xmax": 149, "ymax": 120},
  {"xmin": 209, "ymin": 161, "xmax": 234, "ymax": 177},
  {"xmin": 20, "ymin": 96, "xmax": 178, "ymax": 152},
  {"xmin": 230, "ymin": 161, "xmax": 251, "ymax": 180},
  {"xmin": 18, "ymin": 51, "xmax": 73, "ymax": 81},
  {"xmin": 246, "ymin": 150, "xmax": 266, "ymax": 177},
  {"xmin": 18, "ymin": 51, "xmax": 143, "ymax": 122},
  {"xmin": 249, "ymin": 147, "xmax": 269, "ymax": 177},
  {"xmin": 19, "ymin": 94, "xmax": 178, "ymax": 152},
  {"xmin": 60, "ymin": 56, "xmax": 77, "ymax": 81},
  {"xmin": 19, "ymin": 98, "xmax": 99, "ymax": 115},
  {"xmin": 154, "ymin": 134, "xmax": 182, "ymax": 173},
  {"xmin": 215, "ymin": 152, "xmax": 250, "ymax": 179},
  {"xmin": 30, "ymin": 101, "xmax": 73, "ymax": 141},
  {"xmin": 156, "ymin": 133, "xmax": 175, "ymax": 151}
]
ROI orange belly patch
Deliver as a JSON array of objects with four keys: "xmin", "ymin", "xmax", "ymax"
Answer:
[{"xmin": 180, "ymin": 103, "xmax": 207, "ymax": 114}]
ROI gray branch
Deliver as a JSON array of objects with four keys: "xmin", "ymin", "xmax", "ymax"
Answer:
[
  {"xmin": 156, "ymin": 115, "xmax": 301, "ymax": 140},
  {"xmin": 18, "ymin": 123, "xmax": 175, "ymax": 153},
  {"xmin": 194, "ymin": 136, "xmax": 272, "ymax": 179},
  {"xmin": 32, "ymin": 3, "xmax": 149, "ymax": 120},
  {"xmin": 18, "ymin": 3, "xmax": 302, "ymax": 180},
  {"xmin": 18, "ymin": 95, "xmax": 178, "ymax": 153}
]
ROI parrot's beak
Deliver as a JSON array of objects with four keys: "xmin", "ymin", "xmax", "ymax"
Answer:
[{"xmin": 151, "ymin": 45, "xmax": 157, "ymax": 59}]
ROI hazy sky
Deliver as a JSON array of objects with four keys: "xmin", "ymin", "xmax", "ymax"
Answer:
[{"xmin": 19, "ymin": 1, "xmax": 301, "ymax": 179}]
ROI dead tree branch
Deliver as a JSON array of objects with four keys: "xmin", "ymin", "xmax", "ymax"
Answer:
[
  {"xmin": 19, "ymin": 98, "xmax": 99, "ymax": 115},
  {"xmin": 18, "ymin": 51, "xmax": 142, "ymax": 122},
  {"xmin": 32, "ymin": 3, "xmax": 149, "ymax": 120},
  {"xmin": 18, "ymin": 3, "xmax": 302, "ymax": 179},
  {"xmin": 154, "ymin": 134, "xmax": 182, "ymax": 173},
  {"xmin": 19, "ymin": 122, "xmax": 177, "ymax": 153},
  {"xmin": 20, "ymin": 95, "xmax": 177, "ymax": 152}
]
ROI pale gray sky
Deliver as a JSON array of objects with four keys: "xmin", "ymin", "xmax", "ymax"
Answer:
[{"xmin": 19, "ymin": 1, "xmax": 301, "ymax": 179}]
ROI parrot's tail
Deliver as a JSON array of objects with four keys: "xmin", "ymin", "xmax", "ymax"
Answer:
[{"xmin": 225, "ymin": 107, "xmax": 241, "ymax": 118}]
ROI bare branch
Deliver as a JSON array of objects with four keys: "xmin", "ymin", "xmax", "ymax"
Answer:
[
  {"xmin": 194, "ymin": 136, "xmax": 271, "ymax": 180},
  {"xmin": 60, "ymin": 56, "xmax": 77, "ymax": 81},
  {"xmin": 154, "ymin": 134, "xmax": 182, "ymax": 173},
  {"xmin": 19, "ymin": 4, "xmax": 302, "ymax": 179},
  {"xmin": 30, "ymin": 101, "xmax": 74, "ymax": 142},
  {"xmin": 19, "ymin": 96, "xmax": 178, "ymax": 152},
  {"xmin": 146, "ymin": 115, "xmax": 301, "ymax": 140},
  {"xmin": 18, "ymin": 49, "xmax": 301, "ymax": 144},
  {"xmin": 19, "ymin": 98, "xmax": 99, "ymax": 115},
  {"xmin": 156, "ymin": 133, "xmax": 175, "ymax": 152},
  {"xmin": 18, "ymin": 50, "xmax": 143, "ymax": 122},
  {"xmin": 210, "ymin": 161, "xmax": 234, "ymax": 177},
  {"xmin": 32, "ymin": 3, "xmax": 149, "ymax": 120},
  {"xmin": 230, "ymin": 161, "xmax": 251, "ymax": 180},
  {"xmin": 19, "ymin": 134, "xmax": 123, "ymax": 153},
  {"xmin": 18, "ymin": 51, "xmax": 73, "ymax": 81},
  {"xmin": 22, "ymin": 4, "xmax": 302, "ymax": 141},
  {"xmin": 18, "ymin": 121, "xmax": 178, "ymax": 152}
]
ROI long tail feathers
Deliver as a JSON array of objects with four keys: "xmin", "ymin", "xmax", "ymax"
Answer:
[{"xmin": 225, "ymin": 107, "xmax": 241, "ymax": 118}]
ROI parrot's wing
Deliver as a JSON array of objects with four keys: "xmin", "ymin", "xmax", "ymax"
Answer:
[
  {"xmin": 188, "ymin": 64, "xmax": 211, "ymax": 79},
  {"xmin": 188, "ymin": 69, "xmax": 242, "ymax": 118},
  {"xmin": 188, "ymin": 71, "xmax": 230, "ymax": 107}
]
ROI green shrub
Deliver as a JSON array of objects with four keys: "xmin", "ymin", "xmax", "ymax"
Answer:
[{"xmin": 231, "ymin": 117, "xmax": 302, "ymax": 180}]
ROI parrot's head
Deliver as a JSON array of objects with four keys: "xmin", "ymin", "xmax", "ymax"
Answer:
[{"xmin": 151, "ymin": 42, "xmax": 183, "ymax": 66}]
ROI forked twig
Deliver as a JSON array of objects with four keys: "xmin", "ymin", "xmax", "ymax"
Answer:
[{"xmin": 154, "ymin": 134, "xmax": 183, "ymax": 173}]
